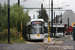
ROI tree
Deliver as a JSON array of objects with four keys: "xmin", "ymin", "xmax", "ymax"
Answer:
[
  {"xmin": 38, "ymin": 9, "xmax": 48, "ymax": 22},
  {"xmin": 10, "ymin": 3, "xmax": 29, "ymax": 31},
  {"xmin": 0, "ymin": 3, "xmax": 8, "ymax": 31},
  {"xmin": 0, "ymin": 3, "xmax": 29, "ymax": 32}
]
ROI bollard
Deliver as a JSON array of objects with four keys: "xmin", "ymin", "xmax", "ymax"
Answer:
[
  {"xmin": 21, "ymin": 21, "xmax": 23, "ymax": 39},
  {"xmin": 48, "ymin": 22, "xmax": 50, "ymax": 42}
]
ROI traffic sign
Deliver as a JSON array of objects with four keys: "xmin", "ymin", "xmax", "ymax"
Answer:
[{"xmin": 67, "ymin": 29, "xmax": 73, "ymax": 32}]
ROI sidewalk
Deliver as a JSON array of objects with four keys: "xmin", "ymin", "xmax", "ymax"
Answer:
[
  {"xmin": 43, "ymin": 37, "xmax": 75, "ymax": 46},
  {"xmin": 43, "ymin": 38, "xmax": 63, "ymax": 45},
  {"xmin": 62, "ymin": 40, "xmax": 75, "ymax": 46}
]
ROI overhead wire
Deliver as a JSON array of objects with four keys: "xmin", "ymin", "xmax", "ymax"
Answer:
[
  {"xmin": 57, "ymin": 0, "xmax": 60, "ymax": 15},
  {"xmin": 57, "ymin": 0, "xmax": 61, "ymax": 23},
  {"xmin": 44, "ymin": 4, "xmax": 55, "ymax": 8},
  {"xmin": 34, "ymin": 0, "xmax": 44, "ymax": 8},
  {"xmin": 21, "ymin": 0, "xmax": 44, "ymax": 8}
]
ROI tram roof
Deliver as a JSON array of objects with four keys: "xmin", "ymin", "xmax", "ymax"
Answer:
[
  {"xmin": 27, "ymin": 19, "xmax": 44, "ymax": 25},
  {"xmin": 31, "ymin": 19, "xmax": 44, "ymax": 22}
]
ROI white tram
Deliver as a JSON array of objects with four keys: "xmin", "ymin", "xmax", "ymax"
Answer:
[
  {"xmin": 44, "ymin": 23, "xmax": 65, "ymax": 37},
  {"xmin": 27, "ymin": 19, "xmax": 44, "ymax": 41}
]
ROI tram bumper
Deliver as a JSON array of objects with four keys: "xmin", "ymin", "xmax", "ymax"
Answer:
[
  {"xmin": 55, "ymin": 33, "xmax": 63, "ymax": 37},
  {"xmin": 30, "ymin": 37, "xmax": 44, "ymax": 40}
]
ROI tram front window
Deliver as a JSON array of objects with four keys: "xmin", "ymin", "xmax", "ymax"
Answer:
[
  {"xmin": 31, "ymin": 24, "xmax": 44, "ymax": 34},
  {"xmin": 58, "ymin": 28, "xmax": 64, "ymax": 33}
]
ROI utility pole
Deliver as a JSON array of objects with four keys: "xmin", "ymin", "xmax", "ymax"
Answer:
[
  {"xmin": 41, "ymin": 4, "xmax": 43, "ymax": 18},
  {"xmin": 8, "ymin": 0, "xmax": 10, "ymax": 43},
  {"xmin": 60, "ymin": 13, "xmax": 62, "ymax": 24},
  {"xmin": 51, "ymin": 0, "xmax": 53, "ymax": 37},
  {"xmin": 54, "ymin": 11, "xmax": 55, "ymax": 37},
  {"xmin": 68, "ymin": 18, "xmax": 69, "ymax": 35},
  {"xmin": 18, "ymin": 0, "xmax": 20, "ymax": 6},
  {"xmin": 56, "ymin": 15, "xmax": 58, "ymax": 37},
  {"xmin": 18, "ymin": 0, "xmax": 23, "ymax": 39},
  {"xmin": 68, "ymin": 18, "xmax": 69, "ymax": 29},
  {"xmin": 54, "ymin": 11, "xmax": 55, "ymax": 23}
]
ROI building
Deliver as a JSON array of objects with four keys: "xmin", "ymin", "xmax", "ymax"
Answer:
[{"xmin": 62, "ymin": 10, "xmax": 75, "ymax": 26}]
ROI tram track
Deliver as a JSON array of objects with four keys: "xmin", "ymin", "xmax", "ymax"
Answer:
[
  {"xmin": 46, "ymin": 36, "xmax": 73, "ymax": 50},
  {"xmin": 44, "ymin": 39, "xmax": 65, "ymax": 50},
  {"xmin": 26, "ymin": 35, "xmax": 73, "ymax": 50},
  {"xmin": 33, "ymin": 42, "xmax": 48, "ymax": 50},
  {"xmin": 33, "ymin": 38, "xmax": 65, "ymax": 50},
  {"xmin": 31, "ymin": 38, "xmax": 66, "ymax": 50}
]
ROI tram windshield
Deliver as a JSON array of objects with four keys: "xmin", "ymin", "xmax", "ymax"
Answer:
[
  {"xmin": 31, "ymin": 21, "xmax": 44, "ymax": 34},
  {"xmin": 57, "ymin": 27, "xmax": 64, "ymax": 33}
]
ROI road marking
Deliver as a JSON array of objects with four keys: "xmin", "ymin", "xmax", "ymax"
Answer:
[{"xmin": 48, "ymin": 46, "xmax": 74, "ymax": 49}]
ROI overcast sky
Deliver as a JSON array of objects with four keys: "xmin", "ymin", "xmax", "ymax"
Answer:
[{"xmin": 0, "ymin": 0, "xmax": 75, "ymax": 19}]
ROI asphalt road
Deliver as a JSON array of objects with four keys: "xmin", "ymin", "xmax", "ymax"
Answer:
[
  {"xmin": 0, "ymin": 43, "xmax": 44, "ymax": 50},
  {"xmin": 0, "ymin": 35, "xmax": 74, "ymax": 50}
]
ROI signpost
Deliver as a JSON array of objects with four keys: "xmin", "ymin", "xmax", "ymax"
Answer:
[{"xmin": 67, "ymin": 27, "xmax": 73, "ymax": 35}]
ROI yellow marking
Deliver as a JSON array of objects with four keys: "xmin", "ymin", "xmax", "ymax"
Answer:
[
  {"xmin": 48, "ymin": 22, "xmax": 50, "ymax": 42},
  {"xmin": 37, "ymin": 34, "xmax": 39, "ymax": 37},
  {"xmin": 21, "ymin": 37, "xmax": 23, "ymax": 39},
  {"xmin": 21, "ymin": 21, "xmax": 22, "ymax": 29},
  {"xmin": 21, "ymin": 30, "xmax": 22, "ymax": 31},
  {"xmin": 48, "ymin": 37, "xmax": 50, "ymax": 42}
]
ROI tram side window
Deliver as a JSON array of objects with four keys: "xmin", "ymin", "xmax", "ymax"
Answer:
[
  {"xmin": 28, "ymin": 25, "xmax": 30, "ymax": 34},
  {"xmin": 30, "ymin": 25, "xmax": 33, "ymax": 34},
  {"xmin": 58, "ymin": 28, "xmax": 64, "ymax": 33},
  {"xmin": 42, "ymin": 25, "xmax": 44, "ymax": 34},
  {"xmin": 28, "ymin": 25, "xmax": 33, "ymax": 34},
  {"xmin": 44, "ymin": 27, "xmax": 48, "ymax": 33},
  {"xmin": 53, "ymin": 27, "xmax": 56, "ymax": 33}
]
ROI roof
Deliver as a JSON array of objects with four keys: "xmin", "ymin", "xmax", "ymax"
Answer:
[{"xmin": 62, "ymin": 10, "xmax": 75, "ymax": 26}]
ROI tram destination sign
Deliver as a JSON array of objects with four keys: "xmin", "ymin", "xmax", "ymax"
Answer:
[{"xmin": 32, "ymin": 21, "xmax": 42, "ymax": 24}]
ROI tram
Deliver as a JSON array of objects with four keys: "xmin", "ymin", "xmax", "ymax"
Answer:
[
  {"xmin": 44, "ymin": 23, "xmax": 65, "ymax": 37},
  {"xmin": 54, "ymin": 24, "xmax": 65, "ymax": 37},
  {"xmin": 27, "ymin": 19, "xmax": 44, "ymax": 41}
]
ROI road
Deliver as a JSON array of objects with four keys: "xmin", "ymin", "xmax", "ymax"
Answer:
[
  {"xmin": 0, "ymin": 35, "xmax": 75, "ymax": 50},
  {"xmin": 0, "ymin": 43, "xmax": 45, "ymax": 50}
]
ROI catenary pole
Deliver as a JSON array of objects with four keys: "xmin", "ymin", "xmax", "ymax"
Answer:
[
  {"xmin": 54, "ymin": 11, "xmax": 55, "ymax": 37},
  {"xmin": 8, "ymin": 0, "xmax": 10, "ymax": 43},
  {"xmin": 51, "ymin": 0, "xmax": 53, "ymax": 37},
  {"xmin": 41, "ymin": 4, "xmax": 43, "ymax": 18},
  {"xmin": 18, "ymin": 0, "xmax": 20, "ymax": 6}
]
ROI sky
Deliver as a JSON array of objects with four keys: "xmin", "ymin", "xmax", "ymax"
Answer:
[{"xmin": 0, "ymin": 0, "xmax": 75, "ymax": 20}]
